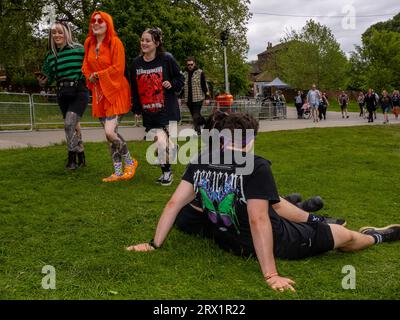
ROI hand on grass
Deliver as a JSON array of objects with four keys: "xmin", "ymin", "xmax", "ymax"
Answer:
[
  {"xmin": 126, "ymin": 243, "xmax": 155, "ymax": 252},
  {"xmin": 266, "ymin": 275, "xmax": 296, "ymax": 292}
]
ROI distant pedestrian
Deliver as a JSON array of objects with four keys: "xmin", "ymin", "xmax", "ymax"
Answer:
[
  {"xmin": 306, "ymin": 84, "xmax": 321, "ymax": 123},
  {"xmin": 372, "ymin": 90, "xmax": 379, "ymax": 119},
  {"xmin": 357, "ymin": 92, "xmax": 366, "ymax": 118},
  {"xmin": 338, "ymin": 91, "xmax": 349, "ymax": 119},
  {"xmin": 380, "ymin": 90, "xmax": 392, "ymax": 124},
  {"xmin": 391, "ymin": 90, "xmax": 399, "ymax": 120},
  {"xmin": 318, "ymin": 92, "xmax": 329, "ymax": 120},
  {"xmin": 182, "ymin": 57, "xmax": 209, "ymax": 135},
  {"xmin": 294, "ymin": 90, "xmax": 303, "ymax": 119},
  {"xmin": 365, "ymin": 88, "xmax": 377, "ymax": 123}
]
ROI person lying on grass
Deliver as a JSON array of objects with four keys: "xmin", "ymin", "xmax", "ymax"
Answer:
[{"xmin": 127, "ymin": 112, "xmax": 400, "ymax": 293}]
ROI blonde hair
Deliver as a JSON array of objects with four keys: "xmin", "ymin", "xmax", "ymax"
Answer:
[{"xmin": 48, "ymin": 21, "xmax": 82, "ymax": 56}]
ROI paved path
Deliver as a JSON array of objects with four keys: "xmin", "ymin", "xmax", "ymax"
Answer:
[{"xmin": 0, "ymin": 107, "xmax": 397, "ymax": 149}]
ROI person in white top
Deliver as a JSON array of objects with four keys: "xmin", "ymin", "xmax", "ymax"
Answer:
[{"xmin": 306, "ymin": 84, "xmax": 321, "ymax": 123}]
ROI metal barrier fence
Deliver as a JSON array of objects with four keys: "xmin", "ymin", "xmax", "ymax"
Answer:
[
  {"xmin": 179, "ymin": 99, "xmax": 286, "ymax": 122},
  {"xmin": 31, "ymin": 93, "xmax": 136, "ymax": 128},
  {"xmin": 0, "ymin": 92, "xmax": 33, "ymax": 131},
  {"xmin": 0, "ymin": 92, "xmax": 286, "ymax": 132}
]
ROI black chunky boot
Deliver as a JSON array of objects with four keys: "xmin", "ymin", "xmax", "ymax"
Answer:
[
  {"xmin": 66, "ymin": 151, "xmax": 77, "ymax": 170},
  {"xmin": 297, "ymin": 196, "xmax": 324, "ymax": 212},
  {"xmin": 77, "ymin": 151, "xmax": 86, "ymax": 168}
]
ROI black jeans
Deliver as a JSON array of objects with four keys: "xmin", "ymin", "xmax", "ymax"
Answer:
[
  {"xmin": 295, "ymin": 103, "xmax": 303, "ymax": 118},
  {"xmin": 57, "ymin": 79, "xmax": 89, "ymax": 118},
  {"xmin": 187, "ymin": 101, "xmax": 205, "ymax": 133},
  {"xmin": 318, "ymin": 105, "xmax": 327, "ymax": 119},
  {"xmin": 367, "ymin": 106, "xmax": 374, "ymax": 122}
]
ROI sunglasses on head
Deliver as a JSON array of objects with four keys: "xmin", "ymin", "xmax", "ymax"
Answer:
[
  {"xmin": 55, "ymin": 19, "xmax": 69, "ymax": 28},
  {"xmin": 150, "ymin": 27, "xmax": 161, "ymax": 34},
  {"xmin": 91, "ymin": 17, "xmax": 104, "ymax": 25},
  {"xmin": 146, "ymin": 27, "xmax": 162, "ymax": 40}
]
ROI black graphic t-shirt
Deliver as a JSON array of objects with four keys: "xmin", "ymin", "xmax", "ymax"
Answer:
[
  {"xmin": 131, "ymin": 53, "xmax": 184, "ymax": 130},
  {"xmin": 182, "ymin": 152, "xmax": 280, "ymax": 254},
  {"xmin": 392, "ymin": 94, "xmax": 400, "ymax": 107}
]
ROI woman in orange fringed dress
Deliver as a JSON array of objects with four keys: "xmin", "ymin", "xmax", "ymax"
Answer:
[{"xmin": 82, "ymin": 11, "xmax": 138, "ymax": 182}]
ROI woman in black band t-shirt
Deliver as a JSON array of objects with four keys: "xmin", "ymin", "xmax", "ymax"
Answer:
[{"xmin": 131, "ymin": 28, "xmax": 184, "ymax": 186}]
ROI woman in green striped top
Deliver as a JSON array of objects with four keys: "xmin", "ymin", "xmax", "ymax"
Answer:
[{"xmin": 36, "ymin": 20, "xmax": 89, "ymax": 170}]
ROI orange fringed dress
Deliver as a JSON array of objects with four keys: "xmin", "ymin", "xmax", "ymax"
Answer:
[{"xmin": 82, "ymin": 36, "xmax": 131, "ymax": 118}]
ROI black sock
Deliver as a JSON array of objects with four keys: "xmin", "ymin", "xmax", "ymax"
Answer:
[
  {"xmin": 307, "ymin": 213, "xmax": 324, "ymax": 223},
  {"xmin": 161, "ymin": 164, "xmax": 171, "ymax": 173}
]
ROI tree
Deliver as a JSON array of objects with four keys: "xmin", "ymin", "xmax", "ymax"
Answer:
[
  {"xmin": 356, "ymin": 30, "xmax": 400, "ymax": 92},
  {"xmin": 363, "ymin": 13, "xmax": 400, "ymax": 38},
  {"xmin": 1, "ymin": 0, "xmax": 251, "ymax": 94},
  {"xmin": 347, "ymin": 46, "xmax": 368, "ymax": 91},
  {"xmin": 277, "ymin": 20, "xmax": 348, "ymax": 90},
  {"xmin": 99, "ymin": 0, "xmax": 251, "ymax": 96},
  {"xmin": 0, "ymin": 0, "xmax": 47, "ymax": 89},
  {"xmin": 349, "ymin": 13, "xmax": 400, "ymax": 92}
]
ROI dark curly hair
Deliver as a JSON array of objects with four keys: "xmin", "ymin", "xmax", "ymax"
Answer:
[
  {"xmin": 204, "ymin": 111, "xmax": 259, "ymax": 148},
  {"xmin": 143, "ymin": 27, "xmax": 165, "ymax": 56}
]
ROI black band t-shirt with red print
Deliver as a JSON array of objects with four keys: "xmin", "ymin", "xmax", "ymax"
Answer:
[{"xmin": 131, "ymin": 53, "xmax": 184, "ymax": 130}]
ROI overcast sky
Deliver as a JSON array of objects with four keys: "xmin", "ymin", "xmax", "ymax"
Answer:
[{"xmin": 246, "ymin": 0, "xmax": 399, "ymax": 61}]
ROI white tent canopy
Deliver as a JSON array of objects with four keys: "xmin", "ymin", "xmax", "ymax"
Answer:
[{"xmin": 264, "ymin": 77, "xmax": 290, "ymax": 88}]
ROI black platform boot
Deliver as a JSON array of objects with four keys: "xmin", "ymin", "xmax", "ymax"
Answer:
[
  {"xmin": 77, "ymin": 151, "xmax": 86, "ymax": 168},
  {"xmin": 66, "ymin": 151, "xmax": 77, "ymax": 170}
]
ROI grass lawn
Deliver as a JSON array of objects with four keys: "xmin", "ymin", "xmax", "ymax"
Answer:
[{"xmin": 1, "ymin": 125, "xmax": 400, "ymax": 300}]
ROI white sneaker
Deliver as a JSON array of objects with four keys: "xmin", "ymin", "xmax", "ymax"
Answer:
[
  {"xmin": 156, "ymin": 173, "xmax": 164, "ymax": 183},
  {"xmin": 160, "ymin": 171, "xmax": 173, "ymax": 186}
]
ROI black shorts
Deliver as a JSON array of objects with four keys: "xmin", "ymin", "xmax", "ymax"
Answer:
[
  {"xmin": 340, "ymin": 104, "xmax": 347, "ymax": 111},
  {"xmin": 175, "ymin": 204, "xmax": 335, "ymax": 260},
  {"xmin": 57, "ymin": 80, "xmax": 89, "ymax": 118},
  {"xmin": 175, "ymin": 204, "xmax": 213, "ymax": 238}
]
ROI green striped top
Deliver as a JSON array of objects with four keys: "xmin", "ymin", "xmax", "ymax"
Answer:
[{"xmin": 42, "ymin": 45, "xmax": 85, "ymax": 85}]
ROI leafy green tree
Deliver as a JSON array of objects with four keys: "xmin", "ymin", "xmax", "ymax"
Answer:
[
  {"xmin": 1, "ymin": 0, "xmax": 251, "ymax": 94},
  {"xmin": 363, "ymin": 13, "xmax": 400, "ymax": 38},
  {"xmin": 45, "ymin": 0, "xmax": 251, "ymax": 95},
  {"xmin": 0, "ymin": 0, "xmax": 47, "ymax": 88},
  {"xmin": 349, "ymin": 14, "xmax": 400, "ymax": 92},
  {"xmin": 277, "ymin": 20, "xmax": 348, "ymax": 90},
  {"xmin": 347, "ymin": 46, "xmax": 368, "ymax": 91}
]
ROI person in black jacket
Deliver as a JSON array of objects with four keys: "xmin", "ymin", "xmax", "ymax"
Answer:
[
  {"xmin": 364, "ymin": 88, "xmax": 377, "ymax": 123},
  {"xmin": 131, "ymin": 27, "xmax": 184, "ymax": 186},
  {"xmin": 182, "ymin": 57, "xmax": 209, "ymax": 135}
]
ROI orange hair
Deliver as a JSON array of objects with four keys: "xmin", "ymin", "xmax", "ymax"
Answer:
[{"xmin": 86, "ymin": 11, "xmax": 117, "ymax": 45}]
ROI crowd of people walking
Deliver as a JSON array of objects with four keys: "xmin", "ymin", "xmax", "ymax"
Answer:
[{"xmin": 294, "ymin": 84, "xmax": 400, "ymax": 124}]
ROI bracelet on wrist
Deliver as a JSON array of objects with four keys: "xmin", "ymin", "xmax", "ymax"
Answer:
[
  {"xmin": 264, "ymin": 272, "xmax": 279, "ymax": 281},
  {"xmin": 149, "ymin": 238, "xmax": 160, "ymax": 249}
]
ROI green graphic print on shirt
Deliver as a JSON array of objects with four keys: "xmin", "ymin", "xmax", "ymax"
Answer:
[{"xmin": 197, "ymin": 175, "xmax": 241, "ymax": 234}]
